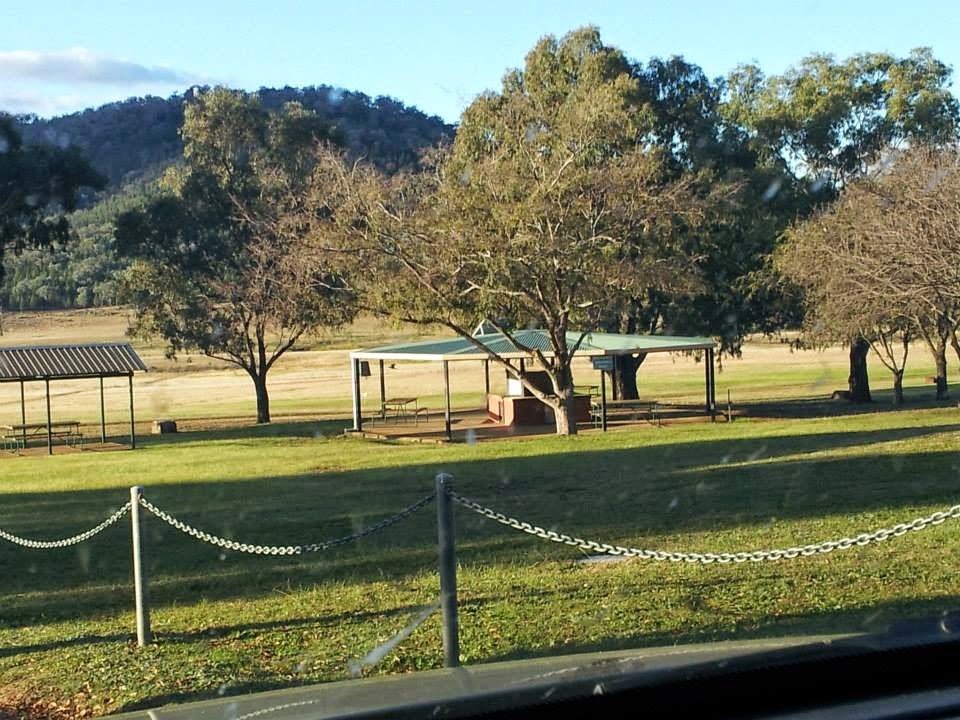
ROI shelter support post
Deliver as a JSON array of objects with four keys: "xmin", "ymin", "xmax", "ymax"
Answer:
[
  {"xmin": 711, "ymin": 349, "xmax": 717, "ymax": 417},
  {"xmin": 45, "ymin": 378, "xmax": 52, "ymax": 455},
  {"xmin": 19, "ymin": 380, "xmax": 25, "ymax": 445},
  {"xmin": 351, "ymin": 357, "xmax": 362, "ymax": 432},
  {"xmin": 612, "ymin": 359, "xmax": 619, "ymax": 401},
  {"xmin": 128, "ymin": 373, "xmax": 136, "ymax": 449},
  {"xmin": 483, "ymin": 360, "xmax": 490, "ymax": 395},
  {"xmin": 443, "ymin": 361, "xmax": 452, "ymax": 441},
  {"xmin": 600, "ymin": 368, "xmax": 608, "ymax": 432},
  {"xmin": 705, "ymin": 351, "xmax": 710, "ymax": 415},
  {"xmin": 705, "ymin": 349, "xmax": 716, "ymax": 418},
  {"xmin": 99, "ymin": 376, "xmax": 106, "ymax": 443},
  {"xmin": 378, "ymin": 360, "xmax": 386, "ymax": 419}
]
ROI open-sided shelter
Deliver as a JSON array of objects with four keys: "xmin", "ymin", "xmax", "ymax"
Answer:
[
  {"xmin": 0, "ymin": 343, "xmax": 147, "ymax": 454},
  {"xmin": 349, "ymin": 330, "xmax": 717, "ymax": 439}
]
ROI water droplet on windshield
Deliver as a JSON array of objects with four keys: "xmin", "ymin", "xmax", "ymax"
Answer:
[{"xmin": 761, "ymin": 178, "xmax": 782, "ymax": 202}]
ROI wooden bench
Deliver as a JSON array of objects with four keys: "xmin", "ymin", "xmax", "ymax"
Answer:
[{"xmin": 590, "ymin": 399, "xmax": 660, "ymax": 427}]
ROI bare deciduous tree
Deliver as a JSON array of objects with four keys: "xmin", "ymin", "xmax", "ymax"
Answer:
[{"xmin": 778, "ymin": 147, "xmax": 960, "ymax": 404}]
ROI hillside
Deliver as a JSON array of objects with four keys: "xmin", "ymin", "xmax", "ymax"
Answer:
[
  {"xmin": 16, "ymin": 85, "xmax": 454, "ymax": 188},
  {"xmin": 2, "ymin": 86, "xmax": 454, "ymax": 310}
]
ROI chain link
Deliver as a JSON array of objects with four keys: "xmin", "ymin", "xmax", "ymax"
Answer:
[
  {"xmin": 0, "ymin": 503, "xmax": 132, "ymax": 549},
  {"xmin": 137, "ymin": 493, "xmax": 435, "ymax": 556},
  {"xmin": 450, "ymin": 492, "xmax": 960, "ymax": 564}
]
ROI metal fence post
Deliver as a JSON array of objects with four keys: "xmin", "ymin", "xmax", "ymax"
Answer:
[
  {"xmin": 435, "ymin": 473, "xmax": 460, "ymax": 667},
  {"xmin": 129, "ymin": 486, "xmax": 152, "ymax": 646}
]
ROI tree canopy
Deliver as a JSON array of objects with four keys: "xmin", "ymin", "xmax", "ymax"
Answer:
[
  {"xmin": 316, "ymin": 28, "xmax": 712, "ymax": 434},
  {"xmin": 116, "ymin": 89, "xmax": 355, "ymax": 423},
  {"xmin": 726, "ymin": 48, "xmax": 959, "ymax": 402},
  {"xmin": 595, "ymin": 56, "xmax": 807, "ymax": 399},
  {"xmin": 0, "ymin": 113, "xmax": 104, "ymax": 285}
]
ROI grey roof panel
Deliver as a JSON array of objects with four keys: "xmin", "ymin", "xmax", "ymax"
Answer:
[
  {"xmin": 0, "ymin": 343, "xmax": 147, "ymax": 380},
  {"xmin": 352, "ymin": 330, "xmax": 715, "ymax": 361}
]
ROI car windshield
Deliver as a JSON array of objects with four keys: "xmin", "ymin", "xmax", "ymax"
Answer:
[{"xmin": 2, "ymin": 1, "xmax": 959, "ymax": 717}]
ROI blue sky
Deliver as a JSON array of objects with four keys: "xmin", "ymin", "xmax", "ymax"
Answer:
[{"xmin": 2, "ymin": 0, "xmax": 958, "ymax": 122}]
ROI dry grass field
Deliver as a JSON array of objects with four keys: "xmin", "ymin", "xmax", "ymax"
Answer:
[{"xmin": 0, "ymin": 308, "xmax": 941, "ymax": 436}]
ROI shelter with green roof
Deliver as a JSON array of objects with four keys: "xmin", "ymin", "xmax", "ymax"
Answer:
[{"xmin": 349, "ymin": 330, "xmax": 717, "ymax": 440}]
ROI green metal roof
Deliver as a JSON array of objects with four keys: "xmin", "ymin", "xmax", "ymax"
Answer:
[{"xmin": 351, "ymin": 330, "xmax": 714, "ymax": 361}]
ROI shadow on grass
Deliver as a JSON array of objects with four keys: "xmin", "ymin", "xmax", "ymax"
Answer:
[
  {"xmin": 110, "ymin": 593, "xmax": 960, "ymax": 715},
  {"xmin": 0, "ymin": 601, "xmax": 434, "ymax": 660},
  {"xmin": 739, "ymin": 382, "xmax": 960, "ymax": 419},
  {"xmin": 139, "ymin": 419, "xmax": 349, "ymax": 446},
  {"xmin": 479, "ymin": 593, "xmax": 960, "ymax": 665},
  {"xmin": 0, "ymin": 591, "xmax": 533, "ymax": 663},
  {"xmin": 1, "ymin": 420, "xmax": 959, "ymax": 625}
]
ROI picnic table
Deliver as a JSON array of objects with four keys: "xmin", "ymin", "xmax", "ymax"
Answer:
[
  {"xmin": 1, "ymin": 421, "xmax": 83, "ymax": 452},
  {"xmin": 590, "ymin": 398, "xmax": 660, "ymax": 427},
  {"xmin": 381, "ymin": 397, "xmax": 427, "ymax": 424}
]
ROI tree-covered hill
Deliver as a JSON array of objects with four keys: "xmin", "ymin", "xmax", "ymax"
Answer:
[
  {"xmin": 2, "ymin": 86, "xmax": 453, "ymax": 310},
  {"xmin": 15, "ymin": 85, "xmax": 453, "ymax": 188}
]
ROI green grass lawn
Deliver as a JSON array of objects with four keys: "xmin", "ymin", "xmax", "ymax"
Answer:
[{"xmin": 2, "ymin": 394, "xmax": 960, "ymax": 716}]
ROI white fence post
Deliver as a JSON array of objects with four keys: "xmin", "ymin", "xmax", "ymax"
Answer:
[{"xmin": 129, "ymin": 486, "xmax": 152, "ymax": 646}]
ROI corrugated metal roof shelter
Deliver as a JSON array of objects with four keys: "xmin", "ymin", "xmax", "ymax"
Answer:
[
  {"xmin": 0, "ymin": 343, "xmax": 146, "ymax": 381},
  {"xmin": 0, "ymin": 343, "xmax": 147, "ymax": 455},
  {"xmin": 347, "ymin": 331, "xmax": 717, "ymax": 439}
]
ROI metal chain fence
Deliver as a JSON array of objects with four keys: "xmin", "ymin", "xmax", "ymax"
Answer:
[
  {"xmin": 5, "ymin": 479, "xmax": 960, "ymax": 664},
  {"xmin": 451, "ymin": 491, "xmax": 960, "ymax": 564},
  {"xmin": 136, "ymin": 492, "xmax": 436, "ymax": 556},
  {"xmin": 0, "ymin": 502, "xmax": 131, "ymax": 549}
]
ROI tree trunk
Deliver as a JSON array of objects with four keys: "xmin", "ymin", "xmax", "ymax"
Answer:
[
  {"xmin": 951, "ymin": 328, "xmax": 960, "ymax": 366},
  {"xmin": 552, "ymin": 389, "xmax": 578, "ymax": 436},
  {"xmin": 934, "ymin": 347, "xmax": 949, "ymax": 400},
  {"xmin": 551, "ymin": 361, "xmax": 577, "ymax": 436},
  {"xmin": 614, "ymin": 354, "xmax": 646, "ymax": 400},
  {"xmin": 251, "ymin": 371, "xmax": 271, "ymax": 423},
  {"xmin": 848, "ymin": 337, "xmax": 872, "ymax": 403},
  {"xmin": 892, "ymin": 369, "xmax": 904, "ymax": 406},
  {"xmin": 918, "ymin": 317, "xmax": 950, "ymax": 401}
]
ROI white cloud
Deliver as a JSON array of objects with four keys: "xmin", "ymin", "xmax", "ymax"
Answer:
[
  {"xmin": 0, "ymin": 88, "xmax": 87, "ymax": 116},
  {"xmin": 0, "ymin": 48, "xmax": 204, "ymax": 86}
]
